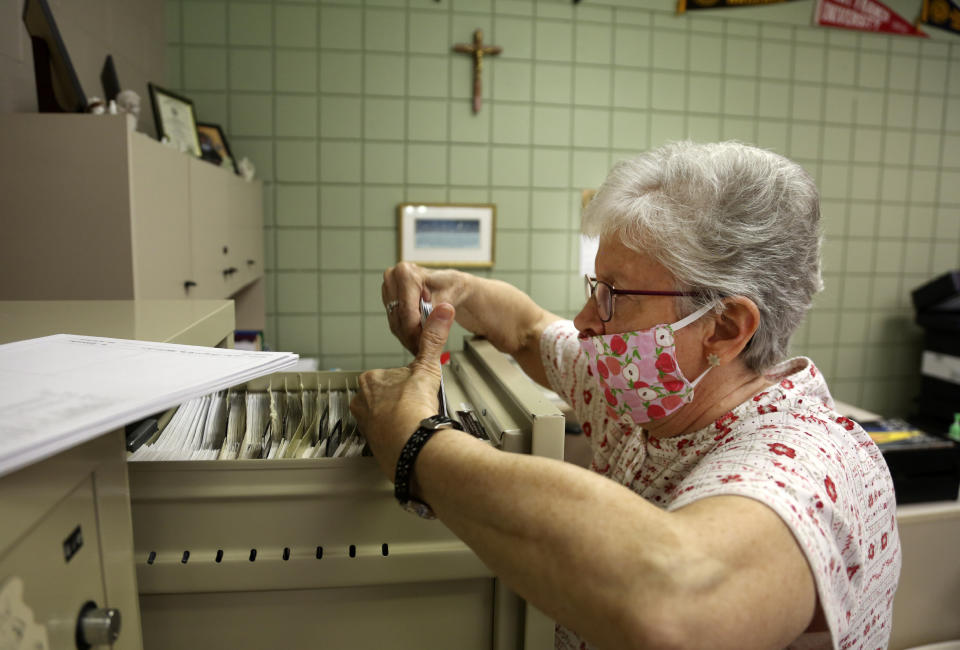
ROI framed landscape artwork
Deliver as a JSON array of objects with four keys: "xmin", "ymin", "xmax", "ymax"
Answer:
[{"xmin": 397, "ymin": 203, "xmax": 495, "ymax": 268}]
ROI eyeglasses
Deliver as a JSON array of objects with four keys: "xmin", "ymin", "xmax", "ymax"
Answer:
[{"xmin": 584, "ymin": 275, "xmax": 698, "ymax": 323}]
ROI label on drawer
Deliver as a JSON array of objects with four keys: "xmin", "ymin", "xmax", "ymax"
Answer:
[{"xmin": 0, "ymin": 576, "xmax": 50, "ymax": 650}]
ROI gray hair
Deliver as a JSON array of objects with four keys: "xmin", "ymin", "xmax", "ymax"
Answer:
[{"xmin": 582, "ymin": 141, "xmax": 823, "ymax": 373}]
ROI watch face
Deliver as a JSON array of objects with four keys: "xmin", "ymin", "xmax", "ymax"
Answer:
[
  {"xmin": 401, "ymin": 499, "xmax": 437, "ymax": 520},
  {"xmin": 420, "ymin": 415, "xmax": 461, "ymax": 431}
]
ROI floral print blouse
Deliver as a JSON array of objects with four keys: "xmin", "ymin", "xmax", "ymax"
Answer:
[{"xmin": 541, "ymin": 320, "xmax": 901, "ymax": 650}]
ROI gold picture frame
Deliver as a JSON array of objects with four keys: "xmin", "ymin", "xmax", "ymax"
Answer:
[{"xmin": 397, "ymin": 203, "xmax": 496, "ymax": 268}]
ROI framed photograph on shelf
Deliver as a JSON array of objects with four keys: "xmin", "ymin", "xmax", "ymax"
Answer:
[
  {"xmin": 147, "ymin": 83, "xmax": 201, "ymax": 157},
  {"xmin": 197, "ymin": 122, "xmax": 238, "ymax": 173},
  {"xmin": 397, "ymin": 203, "xmax": 495, "ymax": 268},
  {"xmin": 22, "ymin": 0, "xmax": 87, "ymax": 113}
]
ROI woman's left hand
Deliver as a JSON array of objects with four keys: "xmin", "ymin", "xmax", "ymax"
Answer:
[{"xmin": 350, "ymin": 302, "xmax": 456, "ymax": 479}]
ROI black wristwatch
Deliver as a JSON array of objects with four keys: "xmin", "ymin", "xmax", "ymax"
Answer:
[{"xmin": 395, "ymin": 415, "xmax": 463, "ymax": 519}]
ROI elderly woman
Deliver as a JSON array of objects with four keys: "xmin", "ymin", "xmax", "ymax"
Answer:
[{"xmin": 351, "ymin": 141, "xmax": 900, "ymax": 649}]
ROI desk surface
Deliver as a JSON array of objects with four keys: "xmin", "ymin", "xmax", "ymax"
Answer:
[{"xmin": 0, "ymin": 300, "xmax": 234, "ymax": 347}]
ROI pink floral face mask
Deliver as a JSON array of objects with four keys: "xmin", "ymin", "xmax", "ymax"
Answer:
[{"xmin": 578, "ymin": 304, "xmax": 715, "ymax": 425}]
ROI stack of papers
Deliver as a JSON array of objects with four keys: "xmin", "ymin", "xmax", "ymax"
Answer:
[{"xmin": 0, "ymin": 334, "xmax": 297, "ymax": 477}]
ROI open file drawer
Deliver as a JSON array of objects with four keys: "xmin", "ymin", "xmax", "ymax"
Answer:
[{"xmin": 128, "ymin": 338, "xmax": 564, "ymax": 650}]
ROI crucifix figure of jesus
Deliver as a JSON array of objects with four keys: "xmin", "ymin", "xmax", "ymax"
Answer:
[{"xmin": 453, "ymin": 29, "xmax": 502, "ymax": 114}]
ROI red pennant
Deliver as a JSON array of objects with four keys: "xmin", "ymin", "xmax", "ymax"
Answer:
[{"xmin": 815, "ymin": 0, "xmax": 927, "ymax": 36}]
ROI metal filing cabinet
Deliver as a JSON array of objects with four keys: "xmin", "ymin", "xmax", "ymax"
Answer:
[
  {"xmin": 0, "ymin": 299, "xmax": 234, "ymax": 650},
  {"xmin": 0, "ymin": 431, "xmax": 141, "ymax": 650},
  {"xmin": 127, "ymin": 338, "xmax": 565, "ymax": 650}
]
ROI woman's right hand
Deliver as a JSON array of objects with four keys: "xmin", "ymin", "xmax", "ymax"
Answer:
[{"xmin": 381, "ymin": 262, "xmax": 467, "ymax": 353}]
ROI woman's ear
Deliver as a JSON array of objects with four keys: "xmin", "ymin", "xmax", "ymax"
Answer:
[{"xmin": 703, "ymin": 297, "xmax": 761, "ymax": 364}]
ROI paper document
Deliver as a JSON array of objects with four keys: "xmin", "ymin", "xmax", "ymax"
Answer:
[{"xmin": 0, "ymin": 334, "xmax": 297, "ymax": 477}]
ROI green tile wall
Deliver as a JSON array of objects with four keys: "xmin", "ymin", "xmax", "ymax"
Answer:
[{"xmin": 169, "ymin": 0, "xmax": 960, "ymax": 417}]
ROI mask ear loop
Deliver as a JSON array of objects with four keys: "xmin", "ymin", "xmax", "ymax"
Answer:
[
  {"xmin": 671, "ymin": 302, "xmax": 715, "ymax": 330},
  {"xmin": 672, "ymin": 302, "xmax": 717, "ymax": 388},
  {"xmin": 690, "ymin": 365, "xmax": 713, "ymax": 388}
]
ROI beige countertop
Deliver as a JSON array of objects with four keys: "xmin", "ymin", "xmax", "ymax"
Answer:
[{"xmin": 0, "ymin": 300, "xmax": 235, "ymax": 347}]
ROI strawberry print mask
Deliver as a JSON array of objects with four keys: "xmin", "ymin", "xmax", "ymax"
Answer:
[{"xmin": 579, "ymin": 303, "xmax": 715, "ymax": 425}]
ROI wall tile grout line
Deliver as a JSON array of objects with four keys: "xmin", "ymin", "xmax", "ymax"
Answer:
[{"xmin": 167, "ymin": 0, "xmax": 960, "ymax": 407}]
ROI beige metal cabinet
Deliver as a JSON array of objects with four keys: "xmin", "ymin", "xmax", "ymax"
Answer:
[
  {"xmin": 0, "ymin": 299, "xmax": 234, "ymax": 650},
  {"xmin": 0, "ymin": 432, "xmax": 142, "ymax": 650},
  {"xmin": 890, "ymin": 501, "xmax": 960, "ymax": 649},
  {"xmin": 128, "ymin": 339, "xmax": 565, "ymax": 650},
  {"xmin": 0, "ymin": 113, "xmax": 264, "ymax": 330}
]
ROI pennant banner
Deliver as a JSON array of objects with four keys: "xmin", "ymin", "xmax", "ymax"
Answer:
[
  {"xmin": 920, "ymin": 0, "xmax": 960, "ymax": 35},
  {"xmin": 677, "ymin": 0, "xmax": 800, "ymax": 13},
  {"xmin": 815, "ymin": 0, "xmax": 928, "ymax": 35}
]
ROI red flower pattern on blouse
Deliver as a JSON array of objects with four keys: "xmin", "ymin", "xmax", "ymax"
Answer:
[
  {"xmin": 583, "ymin": 390, "xmax": 592, "ymax": 405},
  {"xmin": 836, "ymin": 416, "xmax": 856, "ymax": 431},
  {"xmin": 715, "ymin": 411, "xmax": 739, "ymax": 428},
  {"xmin": 825, "ymin": 476, "xmax": 838, "ymax": 503},
  {"xmin": 768, "ymin": 442, "xmax": 797, "ymax": 458}
]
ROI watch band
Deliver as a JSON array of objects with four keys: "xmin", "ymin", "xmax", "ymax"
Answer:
[{"xmin": 395, "ymin": 415, "xmax": 463, "ymax": 518}]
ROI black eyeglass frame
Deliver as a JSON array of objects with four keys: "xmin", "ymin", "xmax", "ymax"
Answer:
[{"xmin": 584, "ymin": 275, "xmax": 699, "ymax": 323}]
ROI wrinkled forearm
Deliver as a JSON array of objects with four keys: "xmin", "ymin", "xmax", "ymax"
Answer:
[
  {"xmin": 446, "ymin": 273, "xmax": 559, "ymax": 385},
  {"xmin": 415, "ymin": 430, "xmax": 693, "ymax": 649}
]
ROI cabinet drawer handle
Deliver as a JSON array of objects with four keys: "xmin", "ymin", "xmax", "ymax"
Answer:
[
  {"xmin": 184, "ymin": 280, "xmax": 197, "ymax": 290},
  {"xmin": 223, "ymin": 267, "xmax": 238, "ymax": 276},
  {"xmin": 247, "ymin": 259, "xmax": 256, "ymax": 266}
]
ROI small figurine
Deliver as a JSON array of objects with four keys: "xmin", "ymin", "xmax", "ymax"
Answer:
[
  {"xmin": 116, "ymin": 89, "xmax": 141, "ymax": 129},
  {"xmin": 86, "ymin": 96, "xmax": 105, "ymax": 114},
  {"xmin": 116, "ymin": 89, "xmax": 141, "ymax": 119},
  {"xmin": 237, "ymin": 157, "xmax": 255, "ymax": 181}
]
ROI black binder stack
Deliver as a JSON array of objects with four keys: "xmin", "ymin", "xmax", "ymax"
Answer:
[
  {"xmin": 863, "ymin": 271, "xmax": 960, "ymax": 504},
  {"xmin": 911, "ymin": 270, "xmax": 960, "ymax": 435}
]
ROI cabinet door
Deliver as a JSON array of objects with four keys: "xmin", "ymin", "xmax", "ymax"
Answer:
[
  {"xmin": 0, "ymin": 476, "xmax": 107, "ymax": 649},
  {"xmin": 188, "ymin": 158, "xmax": 233, "ymax": 299},
  {"xmin": 228, "ymin": 177, "xmax": 263, "ymax": 291},
  {"xmin": 130, "ymin": 134, "xmax": 193, "ymax": 298}
]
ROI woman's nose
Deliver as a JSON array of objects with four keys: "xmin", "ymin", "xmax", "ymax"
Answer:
[{"xmin": 574, "ymin": 296, "xmax": 604, "ymax": 337}]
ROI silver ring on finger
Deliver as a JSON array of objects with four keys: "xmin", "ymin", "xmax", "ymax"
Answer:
[{"xmin": 386, "ymin": 299, "xmax": 399, "ymax": 314}]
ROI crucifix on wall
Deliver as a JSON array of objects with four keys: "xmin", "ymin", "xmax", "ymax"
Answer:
[{"xmin": 452, "ymin": 29, "xmax": 501, "ymax": 113}]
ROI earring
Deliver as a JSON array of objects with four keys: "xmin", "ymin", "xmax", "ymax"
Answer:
[{"xmin": 707, "ymin": 353, "xmax": 721, "ymax": 367}]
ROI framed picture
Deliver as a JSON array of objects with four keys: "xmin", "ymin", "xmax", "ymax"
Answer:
[
  {"xmin": 23, "ymin": 0, "xmax": 87, "ymax": 112},
  {"xmin": 397, "ymin": 203, "xmax": 495, "ymax": 268},
  {"xmin": 197, "ymin": 122, "xmax": 238, "ymax": 173},
  {"xmin": 147, "ymin": 83, "xmax": 201, "ymax": 157}
]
